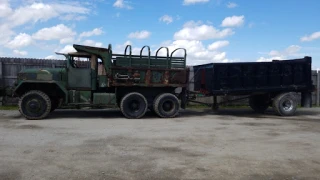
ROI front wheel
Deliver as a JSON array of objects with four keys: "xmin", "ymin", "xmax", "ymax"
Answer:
[
  {"xmin": 120, "ymin": 92, "xmax": 148, "ymax": 119},
  {"xmin": 153, "ymin": 93, "xmax": 180, "ymax": 118},
  {"xmin": 272, "ymin": 93, "xmax": 297, "ymax": 116},
  {"xmin": 18, "ymin": 90, "xmax": 52, "ymax": 120}
]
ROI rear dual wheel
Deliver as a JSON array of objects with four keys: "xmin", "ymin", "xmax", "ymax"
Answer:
[
  {"xmin": 272, "ymin": 93, "xmax": 297, "ymax": 116},
  {"xmin": 249, "ymin": 93, "xmax": 297, "ymax": 116},
  {"xmin": 120, "ymin": 92, "xmax": 180, "ymax": 119},
  {"xmin": 153, "ymin": 93, "xmax": 180, "ymax": 118},
  {"xmin": 120, "ymin": 92, "xmax": 148, "ymax": 119}
]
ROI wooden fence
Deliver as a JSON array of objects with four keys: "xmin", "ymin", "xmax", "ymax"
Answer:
[
  {"xmin": 0, "ymin": 57, "xmax": 319, "ymax": 106},
  {"xmin": 0, "ymin": 57, "xmax": 66, "ymax": 89}
]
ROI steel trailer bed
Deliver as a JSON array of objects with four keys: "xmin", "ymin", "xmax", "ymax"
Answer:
[{"xmin": 189, "ymin": 56, "xmax": 315, "ymax": 116}]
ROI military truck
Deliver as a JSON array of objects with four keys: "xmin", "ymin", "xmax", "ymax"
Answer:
[{"xmin": 12, "ymin": 44, "xmax": 189, "ymax": 119}]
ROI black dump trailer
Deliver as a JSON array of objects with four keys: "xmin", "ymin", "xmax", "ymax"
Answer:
[{"xmin": 189, "ymin": 56, "xmax": 315, "ymax": 116}]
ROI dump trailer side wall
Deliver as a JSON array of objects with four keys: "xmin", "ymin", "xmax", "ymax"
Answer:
[{"xmin": 192, "ymin": 57, "xmax": 313, "ymax": 96}]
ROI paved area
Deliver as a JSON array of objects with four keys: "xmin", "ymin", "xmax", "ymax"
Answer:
[{"xmin": 0, "ymin": 108, "xmax": 319, "ymax": 180}]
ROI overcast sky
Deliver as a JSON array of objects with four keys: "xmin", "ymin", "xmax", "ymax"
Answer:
[{"xmin": 0, "ymin": 0, "xmax": 320, "ymax": 69}]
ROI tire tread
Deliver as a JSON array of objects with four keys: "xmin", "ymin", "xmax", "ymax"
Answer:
[
  {"xmin": 18, "ymin": 90, "xmax": 51, "ymax": 120},
  {"xmin": 120, "ymin": 92, "xmax": 148, "ymax": 119},
  {"xmin": 272, "ymin": 93, "xmax": 297, "ymax": 116},
  {"xmin": 153, "ymin": 93, "xmax": 179, "ymax": 118}
]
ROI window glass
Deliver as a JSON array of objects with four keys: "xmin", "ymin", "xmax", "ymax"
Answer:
[{"xmin": 71, "ymin": 56, "xmax": 90, "ymax": 68}]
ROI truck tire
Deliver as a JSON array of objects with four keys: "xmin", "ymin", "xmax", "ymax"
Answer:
[
  {"xmin": 120, "ymin": 92, "xmax": 148, "ymax": 119},
  {"xmin": 153, "ymin": 93, "xmax": 180, "ymax": 118},
  {"xmin": 249, "ymin": 94, "xmax": 270, "ymax": 113},
  {"xmin": 18, "ymin": 90, "xmax": 52, "ymax": 120},
  {"xmin": 272, "ymin": 93, "xmax": 297, "ymax": 116}
]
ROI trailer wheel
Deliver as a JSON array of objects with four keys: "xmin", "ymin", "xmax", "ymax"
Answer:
[
  {"xmin": 153, "ymin": 93, "xmax": 180, "ymax": 118},
  {"xmin": 272, "ymin": 93, "xmax": 297, "ymax": 116},
  {"xmin": 120, "ymin": 92, "xmax": 148, "ymax": 119},
  {"xmin": 18, "ymin": 90, "xmax": 52, "ymax": 120},
  {"xmin": 249, "ymin": 94, "xmax": 270, "ymax": 113}
]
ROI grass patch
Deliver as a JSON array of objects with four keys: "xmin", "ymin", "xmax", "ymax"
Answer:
[
  {"xmin": 186, "ymin": 104, "xmax": 210, "ymax": 109},
  {"xmin": 220, "ymin": 105, "xmax": 250, "ymax": 109},
  {"xmin": 0, "ymin": 105, "xmax": 19, "ymax": 110},
  {"xmin": 186, "ymin": 104, "xmax": 250, "ymax": 109}
]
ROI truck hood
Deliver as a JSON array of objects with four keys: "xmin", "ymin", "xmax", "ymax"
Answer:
[{"xmin": 17, "ymin": 68, "xmax": 66, "ymax": 81}]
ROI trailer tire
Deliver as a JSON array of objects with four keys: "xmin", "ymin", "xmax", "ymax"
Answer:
[
  {"xmin": 120, "ymin": 92, "xmax": 148, "ymax": 119},
  {"xmin": 272, "ymin": 93, "xmax": 297, "ymax": 116},
  {"xmin": 153, "ymin": 93, "xmax": 180, "ymax": 118},
  {"xmin": 18, "ymin": 90, "xmax": 52, "ymax": 120},
  {"xmin": 249, "ymin": 94, "xmax": 270, "ymax": 113}
]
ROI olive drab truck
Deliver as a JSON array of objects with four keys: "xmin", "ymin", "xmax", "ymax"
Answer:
[{"xmin": 12, "ymin": 44, "xmax": 189, "ymax": 119}]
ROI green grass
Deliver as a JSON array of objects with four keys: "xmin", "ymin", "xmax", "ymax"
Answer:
[
  {"xmin": 186, "ymin": 104, "xmax": 250, "ymax": 109},
  {"xmin": 0, "ymin": 105, "xmax": 19, "ymax": 110},
  {"xmin": 220, "ymin": 105, "xmax": 250, "ymax": 109},
  {"xmin": 186, "ymin": 104, "xmax": 211, "ymax": 109}
]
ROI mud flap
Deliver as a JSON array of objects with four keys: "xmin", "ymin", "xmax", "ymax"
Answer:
[
  {"xmin": 212, "ymin": 96, "xmax": 219, "ymax": 111},
  {"xmin": 181, "ymin": 88, "xmax": 187, "ymax": 109},
  {"xmin": 301, "ymin": 92, "xmax": 312, "ymax": 108}
]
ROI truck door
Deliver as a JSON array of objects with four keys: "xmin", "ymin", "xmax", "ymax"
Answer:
[{"xmin": 67, "ymin": 57, "xmax": 92, "ymax": 89}]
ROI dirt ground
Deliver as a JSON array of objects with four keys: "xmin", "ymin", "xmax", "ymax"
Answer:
[{"xmin": 0, "ymin": 107, "xmax": 319, "ymax": 180}]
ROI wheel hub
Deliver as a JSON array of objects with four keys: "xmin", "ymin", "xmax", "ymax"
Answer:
[
  {"xmin": 28, "ymin": 100, "xmax": 40, "ymax": 110},
  {"xmin": 163, "ymin": 101, "xmax": 174, "ymax": 112},
  {"xmin": 130, "ymin": 100, "xmax": 140, "ymax": 111},
  {"xmin": 282, "ymin": 99, "xmax": 293, "ymax": 111}
]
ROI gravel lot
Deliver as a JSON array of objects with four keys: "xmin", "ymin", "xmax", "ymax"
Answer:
[{"xmin": 0, "ymin": 107, "xmax": 319, "ymax": 180}]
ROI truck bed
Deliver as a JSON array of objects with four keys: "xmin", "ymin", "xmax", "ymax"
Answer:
[
  {"xmin": 110, "ymin": 46, "xmax": 188, "ymax": 87},
  {"xmin": 191, "ymin": 56, "xmax": 314, "ymax": 96}
]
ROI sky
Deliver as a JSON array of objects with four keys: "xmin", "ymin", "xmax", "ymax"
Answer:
[{"xmin": 0, "ymin": 0, "xmax": 320, "ymax": 69}]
